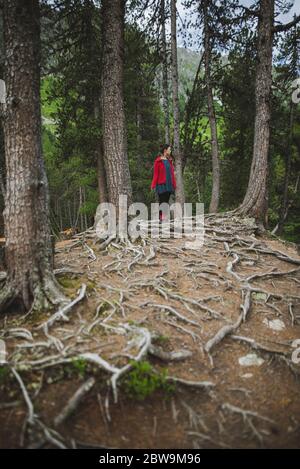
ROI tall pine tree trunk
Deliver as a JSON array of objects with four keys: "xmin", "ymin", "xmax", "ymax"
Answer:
[
  {"xmin": 203, "ymin": 0, "xmax": 220, "ymax": 213},
  {"xmin": 101, "ymin": 0, "xmax": 132, "ymax": 210},
  {"xmin": 171, "ymin": 0, "xmax": 185, "ymax": 206},
  {"xmin": 235, "ymin": 0, "xmax": 274, "ymax": 225},
  {"xmin": 0, "ymin": 0, "xmax": 67, "ymax": 313},
  {"xmin": 276, "ymin": 20, "xmax": 299, "ymax": 235}
]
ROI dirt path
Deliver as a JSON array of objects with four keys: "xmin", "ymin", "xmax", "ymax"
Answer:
[{"xmin": 0, "ymin": 215, "xmax": 300, "ymax": 448}]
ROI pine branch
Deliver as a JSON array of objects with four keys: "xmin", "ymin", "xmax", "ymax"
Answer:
[
  {"xmin": 240, "ymin": 5, "xmax": 260, "ymax": 18},
  {"xmin": 274, "ymin": 15, "xmax": 300, "ymax": 33}
]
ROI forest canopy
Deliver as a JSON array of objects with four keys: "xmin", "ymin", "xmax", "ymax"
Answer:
[{"xmin": 0, "ymin": 0, "xmax": 299, "ymax": 243}]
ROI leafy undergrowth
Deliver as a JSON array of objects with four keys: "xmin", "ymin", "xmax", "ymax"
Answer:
[{"xmin": 122, "ymin": 360, "xmax": 175, "ymax": 401}]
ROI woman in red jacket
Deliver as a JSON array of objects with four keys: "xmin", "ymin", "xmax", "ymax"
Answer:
[{"xmin": 151, "ymin": 144, "xmax": 177, "ymax": 221}]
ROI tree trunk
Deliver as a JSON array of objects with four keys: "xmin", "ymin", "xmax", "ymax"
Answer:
[
  {"xmin": 203, "ymin": 0, "xmax": 220, "ymax": 213},
  {"xmin": 170, "ymin": 0, "xmax": 185, "ymax": 206},
  {"xmin": 160, "ymin": 0, "xmax": 170, "ymax": 144},
  {"xmin": 101, "ymin": 0, "xmax": 132, "ymax": 211},
  {"xmin": 235, "ymin": 0, "xmax": 274, "ymax": 225},
  {"xmin": 276, "ymin": 20, "xmax": 299, "ymax": 235},
  {"xmin": 0, "ymin": 0, "xmax": 67, "ymax": 313}
]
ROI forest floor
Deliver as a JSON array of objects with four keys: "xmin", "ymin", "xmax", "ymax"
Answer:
[{"xmin": 0, "ymin": 214, "xmax": 300, "ymax": 449}]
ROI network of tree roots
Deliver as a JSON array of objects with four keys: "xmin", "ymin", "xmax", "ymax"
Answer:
[{"xmin": 0, "ymin": 214, "xmax": 300, "ymax": 448}]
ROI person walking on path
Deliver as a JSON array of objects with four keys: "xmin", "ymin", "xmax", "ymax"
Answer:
[{"xmin": 151, "ymin": 144, "xmax": 177, "ymax": 221}]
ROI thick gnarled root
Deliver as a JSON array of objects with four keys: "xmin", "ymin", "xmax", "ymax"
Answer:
[{"xmin": 0, "ymin": 273, "xmax": 69, "ymax": 315}]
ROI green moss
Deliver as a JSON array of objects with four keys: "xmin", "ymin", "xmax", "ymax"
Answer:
[
  {"xmin": 122, "ymin": 360, "xmax": 175, "ymax": 401},
  {"xmin": 68, "ymin": 358, "xmax": 88, "ymax": 378},
  {"xmin": 57, "ymin": 277, "xmax": 82, "ymax": 290},
  {"xmin": 86, "ymin": 280, "xmax": 96, "ymax": 292},
  {"xmin": 153, "ymin": 334, "xmax": 170, "ymax": 345}
]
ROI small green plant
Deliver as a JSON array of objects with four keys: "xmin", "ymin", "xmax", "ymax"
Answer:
[
  {"xmin": 69, "ymin": 358, "xmax": 87, "ymax": 378},
  {"xmin": 122, "ymin": 360, "xmax": 175, "ymax": 401},
  {"xmin": 153, "ymin": 334, "xmax": 170, "ymax": 345}
]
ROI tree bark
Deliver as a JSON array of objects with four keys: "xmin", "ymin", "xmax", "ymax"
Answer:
[
  {"xmin": 170, "ymin": 0, "xmax": 185, "ymax": 206},
  {"xmin": 276, "ymin": 20, "xmax": 299, "ymax": 235},
  {"xmin": 0, "ymin": 0, "xmax": 67, "ymax": 313},
  {"xmin": 235, "ymin": 0, "xmax": 274, "ymax": 225},
  {"xmin": 101, "ymin": 0, "xmax": 132, "ymax": 211}
]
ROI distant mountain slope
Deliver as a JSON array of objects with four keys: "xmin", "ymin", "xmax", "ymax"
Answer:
[{"xmin": 177, "ymin": 46, "xmax": 202, "ymax": 99}]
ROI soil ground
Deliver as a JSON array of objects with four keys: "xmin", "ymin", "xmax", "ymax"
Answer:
[{"xmin": 0, "ymin": 216, "xmax": 300, "ymax": 449}]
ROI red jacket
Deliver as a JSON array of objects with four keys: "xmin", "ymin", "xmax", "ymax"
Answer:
[{"xmin": 151, "ymin": 155, "xmax": 177, "ymax": 190}]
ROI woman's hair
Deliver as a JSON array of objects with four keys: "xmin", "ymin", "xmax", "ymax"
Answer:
[{"xmin": 160, "ymin": 143, "xmax": 171, "ymax": 155}]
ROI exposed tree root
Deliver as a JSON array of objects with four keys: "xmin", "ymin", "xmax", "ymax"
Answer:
[
  {"xmin": 10, "ymin": 366, "xmax": 68, "ymax": 448},
  {"xmin": 0, "ymin": 281, "xmax": 18, "ymax": 312},
  {"xmin": 53, "ymin": 377, "xmax": 95, "ymax": 427},
  {"xmin": 0, "ymin": 271, "xmax": 69, "ymax": 315},
  {"xmin": 221, "ymin": 402, "xmax": 276, "ymax": 446},
  {"xmin": 204, "ymin": 289, "xmax": 251, "ymax": 354},
  {"xmin": 37, "ymin": 283, "xmax": 87, "ymax": 331},
  {"xmin": 1, "ymin": 214, "xmax": 299, "ymax": 448},
  {"xmin": 149, "ymin": 344, "xmax": 193, "ymax": 362},
  {"xmin": 166, "ymin": 376, "xmax": 215, "ymax": 390}
]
